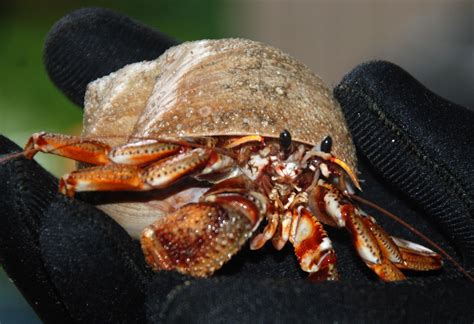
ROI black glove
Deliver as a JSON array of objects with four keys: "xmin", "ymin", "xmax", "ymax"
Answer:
[{"xmin": 1, "ymin": 7, "xmax": 473, "ymax": 323}]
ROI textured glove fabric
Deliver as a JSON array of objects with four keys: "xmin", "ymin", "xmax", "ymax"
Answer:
[
  {"xmin": 1, "ymin": 7, "xmax": 473, "ymax": 324},
  {"xmin": 335, "ymin": 62, "xmax": 474, "ymax": 270},
  {"xmin": 0, "ymin": 137, "xmax": 71, "ymax": 323},
  {"xmin": 149, "ymin": 277, "xmax": 472, "ymax": 323},
  {"xmin": 44, "ymin": 7, "xmax": 178, "ymax": 107}
]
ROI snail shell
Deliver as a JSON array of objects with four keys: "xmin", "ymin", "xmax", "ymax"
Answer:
[{"xmin": 81, "ymin": 38, "xmax": 357, "ymax": 238}]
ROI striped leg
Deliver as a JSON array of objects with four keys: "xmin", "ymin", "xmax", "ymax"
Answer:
[
  {"xmin": 289, "ymin": 207, "xmax": 339, "ymax": 281},
  {"xmin": 59, "ymin": 148, "xmax": 234, "ymax": 197},
  {"xmin": 24, "ymin": 132, "xmax": 111, "ymax": 165},
  {"xmin": 309, "ymin": 181, "xmax": 442, "ymax": 281}
]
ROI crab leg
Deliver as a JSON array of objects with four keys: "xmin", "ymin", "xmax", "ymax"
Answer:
[
  {"xmin": 23, "ymin": 132, "xmax": 187, "ymax": 167},
  {"xmin": 309, "ymin": 181, "xmax": 442, "ymax": 281},
  {"xmin": 59, "ymin": 148, "xmax": 234, "ymax": 197},
  {"xmin": 108, "ymin": 140, "xmax": 181, "ymax": 165},
  {"xmin": 390, "ymin": 237, "xmax": 442, "ymax": 271},
  {"xmin": 59, "ymin": 164, "xmax": 148, "ymax": 197},
  {"xmin": 24, "ymin": 132, "xmax": 111, "ymax": 165},
  {"xmin": 289, "ymin": 207, "xmax": 339, "ymax": 281},
  {"xmin": 249, "ymin": 209, "xmax": 279, "ymax": 250},
  {"xmin": 271, "ymin": 210, "xmax": 293, "ymax": 250},
  {"xmin": 141, "ymin": 177, "xmax": 266, "ymax": 277},
  {"xmin": 341, "ymin": 204, "xmax": 407, "ymax": 280}
]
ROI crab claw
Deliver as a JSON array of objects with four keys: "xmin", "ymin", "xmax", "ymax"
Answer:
[{"xmin": 141, "ymin": 185, "xmax": 264, "ymax": 277}]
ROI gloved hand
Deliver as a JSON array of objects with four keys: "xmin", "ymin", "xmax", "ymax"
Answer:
[{"xmin": 1, "ymin": 7, "xmax": 473, "ymax": 323}]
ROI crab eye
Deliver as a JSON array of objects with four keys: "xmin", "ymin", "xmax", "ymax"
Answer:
[
  {"xmin": 320, "ymin": 135, "xmax": 332, "ymax": 153},
  {"xmin": 279, "ymin": 129, "xmax": 292, "ymax": 150}
]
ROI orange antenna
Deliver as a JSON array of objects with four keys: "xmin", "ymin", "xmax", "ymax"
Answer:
[{"xmin": 350, "ymin": 194, "xmax": 474, "ymax": 282}]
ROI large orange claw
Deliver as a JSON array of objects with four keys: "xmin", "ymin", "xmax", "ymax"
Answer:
[
  {"xmin": 141, "ymin": 202, "xmax": 255, "ymax": 277},
  {"xmin": 141, "ymin": 182, "xmax": 265, "ymax": 277}
]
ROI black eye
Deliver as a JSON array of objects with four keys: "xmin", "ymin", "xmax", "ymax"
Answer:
[
  {"xmin": 320, "ymin": 135, "xmax": 332, "ymax": 153},
  {"xmin": 279, "ymin": 129, "xmax": 292, "ymax": 150}
]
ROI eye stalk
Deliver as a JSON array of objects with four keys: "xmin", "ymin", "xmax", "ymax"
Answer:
[
  {"xmin": 320, "ymin": 136, "xmax": 332, "ymax": 153},
  {"xmin": 279, "ymin": 129, "xmax": 292, "ymax": 151}
]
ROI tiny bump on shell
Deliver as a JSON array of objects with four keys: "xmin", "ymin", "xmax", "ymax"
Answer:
[
  {"xmin": 81, "ymin": 38, "xmax": 358, "ymax": 238},
  {"xmin": 83, "ymin": 38, "xmax": 357, "ymax": 172}
]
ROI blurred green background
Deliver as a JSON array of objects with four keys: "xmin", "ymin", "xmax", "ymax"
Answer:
[{"xmin": 1, "ymin": 0, "xmax": 472, "ymax": 322}]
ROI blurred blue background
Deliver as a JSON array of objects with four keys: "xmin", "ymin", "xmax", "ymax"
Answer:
[{"xmin": 1, "ymin": 0, "xmax": 472, "ymax": 322}]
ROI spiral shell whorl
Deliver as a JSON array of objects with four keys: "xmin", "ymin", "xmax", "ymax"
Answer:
[
  {"xmin": 84, "ymin": 38, "xmax": 357, "ymax": 171},
  {"xmin": 133, "ymin": 39, "xmax": 356, "ymax": 170}
]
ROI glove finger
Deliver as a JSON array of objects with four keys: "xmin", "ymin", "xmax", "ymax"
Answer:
[
  {"xmin": 44, "ymin": 7, "xmax": 178, "ymax": 107},
  {"xmin": 0, "ymin": 135, "xmax": 72, "ymax": 322},
  {"xmin": 334, "ymin": 61, "xmax": 474, "ymax": 272},
  {"xmin": 0, "ymin": 135, "xmax": 158, "ymax": 322},
  {"xmin": 39, "ymin": 195, "xmax": 155, "ymax": 323}
]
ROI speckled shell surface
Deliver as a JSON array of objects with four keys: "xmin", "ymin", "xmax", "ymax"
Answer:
[
  {"xmin": 83, "ymin": 38, "xmax": 357, "ymax": 171},
  {"xmin": 81, "ymin": 39, "xmax": 357, "ymax": 238}
]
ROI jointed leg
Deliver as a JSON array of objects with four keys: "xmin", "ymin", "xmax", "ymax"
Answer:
[
  {"xmin": 59, "ymin": 164, "xmax": 147, "ymax": 197},
  {"xmin": 289, "ymin": 207, "xmax": 339, "ymax": 281},
  {"xmin": 59, "ymin": 147, "xmax": 234, "ymax": 197},
  {"xmin": 309, "ymin": 180, "xmax": 442, "ymax": 281},
  {"xmin": 24, "ymin": 132, "xmax": 187, "ymax": 166},
  {"xmin": 24, "ymin": 132, "xmax": 111, "ymax": 165},
  {"xmin": 250, "ymin": 204, "xmax": 339, "ymax": 280},
  {"xmin": 249, "ymin": 207, "xmax": 279, "ymax": 250}
]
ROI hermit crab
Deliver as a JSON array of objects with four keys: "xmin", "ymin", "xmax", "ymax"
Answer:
[{"xmin": 19, "ymin": 39, "xmax": 444, "ymax": 281}]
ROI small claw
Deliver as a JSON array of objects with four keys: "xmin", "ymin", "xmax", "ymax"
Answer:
[
  {"xmin": 391, "ymin": 237, "xmax": 443, "ymax": 271},
  {"xmin": 204, "ymin": 193, "xmax": 263, "ymax": 229},
  {"xmin": 142, "ymin": 148, "xmax": 211, "ymax": 188},
  {"xmin": 204, "ymin": 175, "xmax": 254, "ymax": 196},
  {"xmin": 250, "ymin": 211, "xmax": 279, "ymax": 250}
]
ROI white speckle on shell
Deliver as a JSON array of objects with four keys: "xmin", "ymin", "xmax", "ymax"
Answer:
[
  {"xmin": 81, "ymin": 38, "xmax": 358, "ymax": 237},
  {"xmin": 124, "ymin": 38, "xmax": 355, "ymax": 171}
]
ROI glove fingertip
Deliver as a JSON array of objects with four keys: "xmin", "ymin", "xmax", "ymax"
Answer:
[
  {"xmin": 40, "ymin": 196, "xmax": 150, "ymax": 322},
  {"xmin": 44, "ymin": 7, "xmax": 178, "ymax": 107}
]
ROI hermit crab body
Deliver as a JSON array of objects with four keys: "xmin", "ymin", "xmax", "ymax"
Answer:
[{"xmin": 22, "ymin": 39, "xmax": 442, "ymax": 281}]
